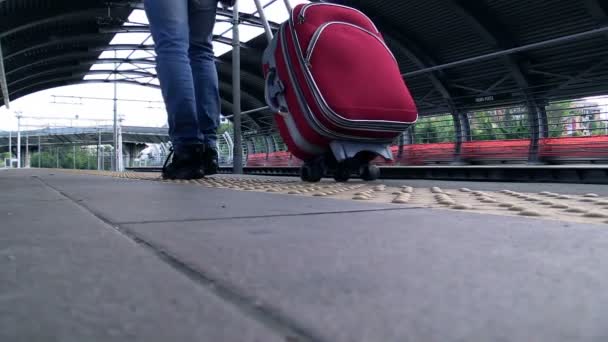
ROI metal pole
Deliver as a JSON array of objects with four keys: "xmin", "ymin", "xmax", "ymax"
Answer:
[
  {"xmin": 402, "ymin": 26, "xmax": 608, "ymax": 78},
  {"xmin": 38, "ymin": 135, "xmax": 41, "ymax": 168},
  {"xmin": 232, "ymin": 1, "xmax": 243, "ymax": 174},
  {"xmin": 25, "ymin": 135, "xmax": 29, "ymax": 168},
  {"xmin": 253, "ymin": 0, "xmax": 274, "ymax": 43},
  {"xmin": 224, "ymin": 106, "xmax": 269, "ymax": 119},
  {"xmin": 56, "ymin": 147, "xmax": 59, "ymax": 168},
  {"xmin": 73, "ymin": 144, "xmax": 76, "ymax": 169},
  {"xmin": 16, "ymin": 113, "xmax": 21, "ymax": 168},
  {"xmin": 8, "ymin": 129, "xmax": 11, "ymax": 164},
  {"xmin": 282, "ymin": 0, "xmax": 293, "ymax": 13},
  {"xmin": 113, "ymin": 50, "xmax": 119, "ymax": 171},
  {"xmin": 117, "ymin": 123, "xmax": 123, "ymax": 171},
  {"xmin": 0, "ymin": 40, "xmax": 10, "ymax": 109},
  {"xmin": 97, "ymin": 128, "xmax": 101, "ymax": 170},
  {"xmin": 223, "ymin": 131, "xmax": 234, "ymax": 163}
]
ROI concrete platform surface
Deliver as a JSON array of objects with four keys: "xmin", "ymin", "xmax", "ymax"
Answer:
[{"xmin": 2, "ymin": 169, "xmax": 608, "ymax": 342}]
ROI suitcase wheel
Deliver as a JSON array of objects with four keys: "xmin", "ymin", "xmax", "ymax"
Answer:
[
  {"xmin": 300, "ymin": 160, "xmax": 324, "ymax": 183},
  {"xmin": 333, "ymin": 164, "xmax": 351, "ymax": 182},
  {"xmin": 360, "ymin": 164, "xmax": 380, "ymax": 181},
  {"xmin": 299, "ymin": 155, "xmax": 380, "ymax": 183},
  {"xmin": 331, "ymin": 158, "xmax": 379, "ymax": 183}
]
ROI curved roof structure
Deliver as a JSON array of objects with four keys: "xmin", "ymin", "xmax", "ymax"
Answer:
[
  {"xmin": 0, "ymin": 125, "xmax": 169, "ymax": 146},
  {"xmin": 1, "ymin": 0, "xmax": 607, "ymax": 136}
]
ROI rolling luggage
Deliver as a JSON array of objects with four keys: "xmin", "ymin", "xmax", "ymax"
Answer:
[{"xmin": 259, "ymin": 1, "xmax": 419, "ymax": 182}]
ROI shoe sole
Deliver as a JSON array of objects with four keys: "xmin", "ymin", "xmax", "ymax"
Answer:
[{"xmin": 162, "ymin": 169, "xmax": 205, "ymax": 180}]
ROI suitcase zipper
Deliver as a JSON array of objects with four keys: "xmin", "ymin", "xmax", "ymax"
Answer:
[
  {"xmin": 305, "ymin": 21, "xmax": 397, "ymax": 66},
  {"xmin": 294, "ymin": 22, "xmax": 410, "ymax": 132},
  {"xmin": 291, "ymin": 5, "xmax": 414, "ymax": 131},
  {"xmin": 279, "ymin": 25, "xmax": 395, "ymax": 142},
  {"xmin": 297, "ymin": 2, "xmax": 380, "ymax": 35}
]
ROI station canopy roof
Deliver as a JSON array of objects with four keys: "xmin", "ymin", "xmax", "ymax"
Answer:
[{"xmin": 1, "ymin": 0, "xmax": 607, "ymax": 135}]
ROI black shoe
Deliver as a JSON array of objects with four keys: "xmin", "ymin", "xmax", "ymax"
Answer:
[
  {"xmin": 219, "ymin": 0, "xmax": 236, "ymax": 8},
  {"xmin": 202, "ymin": 146, "xmax": 219, "ymax": 175},
  {"xmin": 162, "ymin": 145, "xmax": 205, "ymax": 180}
]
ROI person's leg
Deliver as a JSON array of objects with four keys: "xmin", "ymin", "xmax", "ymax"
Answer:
[
  {"xmin": 188, "ymin": 0, "xmax": 221, "ymax": 173},
  {"xmin": 145, "ymin": 0, "xmax": 204, "ymax": 146},
  {"xmin": 144, "ymin": 0, "xmax": 205, "ymax": 179}
]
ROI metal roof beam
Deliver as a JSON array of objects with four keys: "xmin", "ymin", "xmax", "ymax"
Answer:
[
  {"xmin": 219, "ymin": 100, "xmax": 259, "ymax": 132},
  {"xmin": 370, "ymin": 23, "xmax": 470, "ymax": 160},
  {"xmin": 584, "ymin": 0, "xmax": 608, "ymax": 25},
  {"xmin": 216, "ymin": 7, "xmax": 280, "ymax": 30},
  {"xmin": 8, "ymin": 67, "xmax": 157, "ymax": 89},
  {"xmin": 98, "ymin": 25, "xmax": 252, "ymax": 48},
  {"xmin": 402, "ymin": 26, "xmax": 608, "ymax": 78},
  {"xmin": 584, "ymin": 0, "xmax": 608, "ymax": 40},
  {"xmin": 484, "ymin": 74, "xmax": 511, "ymax": 93},
  {"xmin": 444, "ymin": 0, "xmax": 550, "ymax": 160},
  {"xmin": 545, "ymin": 58, "xmax": 608, "ymax": 97},
  {"xmin": 445, "ymin": 0, "xmax": 532, "ymax": 89},
  {"xmin": 0, "ymin": 40, "xmax": 10, "ymax": 108},
  {"xmin": 374, "ymin": 24, "xmax": 454, "ymax": 100},
  {"xmin": 5, "ymin": 31, "xmax": 249, "ymax": 66},
  {"xmin": 8, "ymin": 54, "xmax": 155, "ymax": 77},
  {"xmin": 111, "ymin": 0, "xmax": 280, "ymax": 30},
  {"xmin": 0, "ymin": 7, "xmax": 137, "ymax": 39},
  {"xmin": 218, "ymin": 82, "xmax": 265, "ymax": 129},
  {"xmin": 5, "ymin": 35, "xmax": 154, "ymax": 61}
]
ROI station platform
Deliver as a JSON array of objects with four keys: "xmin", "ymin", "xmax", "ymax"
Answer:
[{"xmin": 2, "ymin": 169, "xmax": 608, "ymax": 341}]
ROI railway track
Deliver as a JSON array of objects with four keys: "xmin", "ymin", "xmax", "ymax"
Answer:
[{"xmin": 125, "ymin": 165, "xmax": 608, "ymax": 184}]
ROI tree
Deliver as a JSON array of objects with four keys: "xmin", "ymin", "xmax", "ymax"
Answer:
[
  {"xmin": 217, "ymin": 122, "xmax": 232, "ymax": 136},
  {"xmin": 31, "ymin": 146, "xmax": 100, "ymax": 169},
  {"xmin": 545, "ymin": 101, "xmax": 570, "ymax": 137},
  {"xmin": 413, "ymin": 114, "xmax": 455, "ymax": 144}
]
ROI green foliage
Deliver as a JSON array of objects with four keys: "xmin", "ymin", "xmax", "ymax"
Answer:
[
  {"xmin": 218, "ymin": 122, "xmax": 232, "ymax": 136},
  {"xmin": 413, "ymin": 114, "xmax": 455, "ymax": 144},
  {"xmin": 546, "ymin": 101, "xmax": 570, "ymax": 138},
  {"xmin": 31, "ymin": 146, "xmax": 100, "ymax": 170},
  {"xmin": 469, "ymin": 107, "xmax": 530, "ymax": 141}
]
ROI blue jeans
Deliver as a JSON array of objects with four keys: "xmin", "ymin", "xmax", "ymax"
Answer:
[{"xmin": 144, "ymin": 0, "xmax": 220, "ymax": 148}]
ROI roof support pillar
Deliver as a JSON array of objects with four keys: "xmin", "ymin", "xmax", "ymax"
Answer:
[
  {"xmin": 0, "ymin": 40, "xmax": 10, "ymax": 108},
  {"xmin": 264, "ymin": 135, "xmax": 272, "ymax": 159},
  {"xmin": 231, "ymin": 1, "xmax": 243, "ymax": 174},
  {"xmin": 396, "ymin": 132, "xmax": 405, "ymax": 159},
  {"xmin": 450, "ymin": 102, "xmax": 469, "ymax": 164},
  {"xmin": 245, "ymin": 139, "xmax": 255, "ymax": 166},
  {"xmin": 461, "ymin": 112, "xmax": 472, "ymax": 142},
  {"xmin": 527, "ymin": 103, "xmax": 541, "ymax": 163},
  {"xmin": 396, "ymin": 127, "xmax": 414, "ymax": 160},
  {"xmin": 248, "ymin": 138, "xmax": 256, "ymax": 154},
  {"xmin": 526, "ymin": 96, "xmax": 548, "ymax": 163}
]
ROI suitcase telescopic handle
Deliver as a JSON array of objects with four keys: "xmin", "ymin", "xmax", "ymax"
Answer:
[{"xmin": 253, "ymin": 0, "xmax": 293, "ymax": 45}]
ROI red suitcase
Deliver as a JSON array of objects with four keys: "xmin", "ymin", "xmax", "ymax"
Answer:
[{"xmin": 262, "ymin": 2, "xmax": 418, "ymax": 182}]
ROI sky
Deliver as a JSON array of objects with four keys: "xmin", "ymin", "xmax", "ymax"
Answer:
[
  {"xmin": 0, "ymin": 0, "xmax": 309, "ymax": 132},
  {"xmin": 1, "ymin": 0, "xmax": 607, "ymax": 132}
]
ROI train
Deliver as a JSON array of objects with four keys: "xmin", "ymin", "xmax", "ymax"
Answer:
[{"xmin": 245, "ymin": 135, "xmax": 608, "ymax": 167}]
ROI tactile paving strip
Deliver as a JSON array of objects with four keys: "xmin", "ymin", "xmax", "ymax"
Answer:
[{"xmin": 57, "ymin": 169, "xmax": 608, "ymax": 225}]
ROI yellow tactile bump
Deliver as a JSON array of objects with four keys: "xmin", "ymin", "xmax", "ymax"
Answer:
[{"xmin": 50, "ymin": 169, "xmax": 608, "ymax": 225}]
